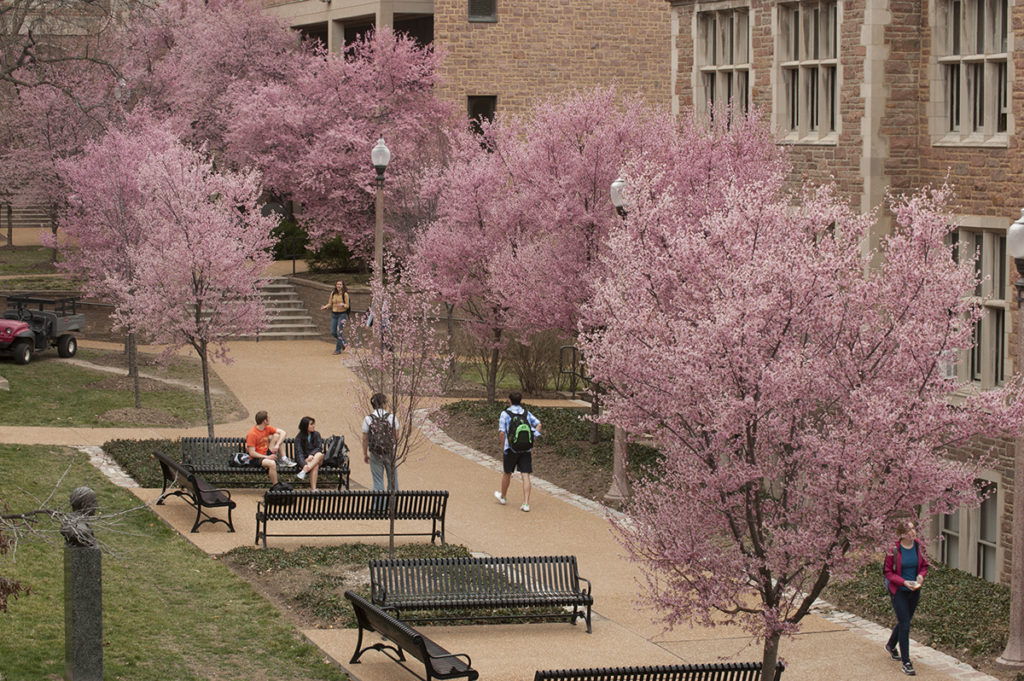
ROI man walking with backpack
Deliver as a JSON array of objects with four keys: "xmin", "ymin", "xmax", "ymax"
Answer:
[
  {"xmin": 362, "ymin": 392, "xmax": 399, "ymax": 496},
  {"xmin": 495, "ymin": 392, "xmax": 541, "ymax": 512}
]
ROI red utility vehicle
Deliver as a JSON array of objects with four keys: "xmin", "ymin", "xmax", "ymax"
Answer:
[{"xmin": 0, "ymin": 296, "xmax": 84, "ymax": 364}]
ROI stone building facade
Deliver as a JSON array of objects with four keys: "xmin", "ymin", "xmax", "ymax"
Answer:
[
  {"xmin": 261, "ymin": 0, "xmax": 673, "ymax": 118},
  {"xmin": 665, "ymin": 0, "xmax": 1020, "ymax": 586}
]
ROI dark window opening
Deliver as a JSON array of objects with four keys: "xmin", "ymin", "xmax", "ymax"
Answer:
[
  {"xmin": 469, "ymin": 0, "xmax": 497, "ymax": 22},
  {"xmin": 296, "ymin": 22, "xmax": 328, "ymax": 51},
  {"xmin": 395, "ymin": 15, "xmax": 434, "ymax": 46},
  {"xmin": 468, "ymin": 96, "xmax": 497, "ymax": 135}
]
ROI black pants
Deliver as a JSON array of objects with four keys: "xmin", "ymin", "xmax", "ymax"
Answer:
[{"xmin": 887, "ymin": 588, "xmax": 921, "ymax": 663}]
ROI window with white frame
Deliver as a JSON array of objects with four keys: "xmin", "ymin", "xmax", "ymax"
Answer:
[
  {"xmin": 696, "ymin": 7, "xmax": 750, "ymax": 119},
  {"xmin": 777, "ymin": 0, "xmax": 838, "ymax": 142},
  {"xmin": 935, "ymin": 0, "xmax": 1008, "ymax": 142},
  {"xmin": 938, "ymin": 477, "xmax": 1001, "ymax": 582},
  {"xmin": 950, "ymin": 227, "xmax": 1008, "ymax": 387}
]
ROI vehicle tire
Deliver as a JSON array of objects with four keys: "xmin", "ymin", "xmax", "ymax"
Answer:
[
  {"xmin": 58, "ymin": 334, "xmax": 77, "ymax": 358},
  {"xmin": 12, "ymin": 341, "xmax": 31, "ymax": 365}
]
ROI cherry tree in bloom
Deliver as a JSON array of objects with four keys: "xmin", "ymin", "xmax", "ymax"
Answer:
[
  {"xmin": 226, "ymin": 27, "xmax": 455, "ymax": 252},
  {"xmin": 412, "ymin": 127, "xmax": 520, "ymax": 403},
  {"xmin": 53, "ymin": 116, "xmax": 179, "ymax": 407},
  {"xmin": 580, "ymin": 163, "xmax": 1024, "ymax": 677},
  {"xmin": 487, "ymin": 88, "xmax": 681, "ymax": 337},
  {"xmin": 129, "ymin": 139, "xmax": 276, "ymax": 437},
  {"xmin": 115, "ymin": 0, "xmax": 303, "ymax": 156}
]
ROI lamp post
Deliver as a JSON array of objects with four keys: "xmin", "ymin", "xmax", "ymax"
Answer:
[
  {"xmin": 604, "ymin": 177, "xmax": 630, "ymax": 504},
  {"xmin": 371, "ymin": 136, "xmax": 391, "ymax": 286},
  {"xmin": 998, "ymin": 209, "xmax": 1024, "ymax": 668}
]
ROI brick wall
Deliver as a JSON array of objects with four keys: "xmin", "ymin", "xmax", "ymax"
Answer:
[{"xmin": 433, "ymin": 0, "xmax": 674, "ymax": 117}]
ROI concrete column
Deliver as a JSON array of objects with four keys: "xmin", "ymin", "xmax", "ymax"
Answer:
[
  {"xmin": 329, "ymin": 19, "xmax": 345, "ymax": 52},
  {"xmin": 64, "ymin": 546, "xmax": 102, "ymax": 681},
  {"xmin": 375, "ymin": 0, "xmax": 394, "ymax": 27}
]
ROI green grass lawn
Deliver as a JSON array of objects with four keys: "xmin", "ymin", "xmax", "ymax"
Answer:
[
  {"xmin": 0, "ymin": 349, "xmax": 245, "ymax": 427},
  {"xmin": 0, "ymin": 246, "xmax": 60, "ymax": 275},
  {"xmin": 0, "ymin": 444, "xmax": 347, "ymax": 681}
]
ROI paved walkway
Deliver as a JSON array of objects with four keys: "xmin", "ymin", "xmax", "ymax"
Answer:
[{"xmin": 8, "ymin": 338, "xmax": 1000, "ymax": 681}]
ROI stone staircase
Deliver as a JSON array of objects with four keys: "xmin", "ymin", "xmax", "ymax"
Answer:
[{"xmin": 252, "ymin": 277, "xmax": 320, "ymax": 340}]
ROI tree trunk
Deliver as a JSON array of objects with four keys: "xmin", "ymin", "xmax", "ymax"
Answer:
[
  {"xmin": 485, "ymin": 327, "xmax": 502, "ymax": 405},
  {"xmin": 387, "ymin": 458, "xmax": 397, "ymax": 558},
  {"xmin": 49, "ymin": 206, "xmax": 58, "ymax": 262},
  {"xmin": 5, "ymin": 204, "xmax": 11, "ymax": 249},
  {"xmin": 127, "ymin": 333, "xmax": 141, "ymax": 409},
  {"xmin": 445, "ymin": 303, "xmax": 456, "ymax": 382},
  {"xmin": 199, "ymin": 341, "xmax": 215, "ymax": 438},
  {"xmin": 760, "ymin": 632, "xmax": 781, "ymax": 681},
  {"xmin": 589, "ymin": 391, "xmax": 600, "ymax": 444}
]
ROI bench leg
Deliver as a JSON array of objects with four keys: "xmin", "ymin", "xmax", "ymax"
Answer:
[
  {"xmin": 225, "ymin": 504, "xmax": 235, "ymax": 533},
  {"xmin": 191, "ymin": 505, "xmax": 203, "ymax": 533}
]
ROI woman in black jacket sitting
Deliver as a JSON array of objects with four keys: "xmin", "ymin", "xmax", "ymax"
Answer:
[{"xmin": 295, "ymin": 416, "xmax": 325, "ymax": 489}]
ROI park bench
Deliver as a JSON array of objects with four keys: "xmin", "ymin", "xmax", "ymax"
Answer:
[
  {"xmin": 369, "ymin": 555, "xmax": 594, "ymax": 633},
  {"xmin": 180, "ymin": 436, "xmax": 350, "ymax": 489},
  {"xmin": 533, "ymin": 662, "xmax": 786, "ymax": 681},
  {"xmin": 345, "ymin": 590, "xmax": 479, "ymax": 681},
  {"xmin": 254, "ymin": 489, "xmax": 449, "ymax": 548},
  {"xmin": 152, "ymin": 451, "xmax": 236, "ymax": 533}
]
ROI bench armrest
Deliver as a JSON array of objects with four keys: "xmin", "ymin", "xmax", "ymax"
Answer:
[
  {"xmin": 430, "ymin": 651, "xmax": 473, "ymax": 668},
  {"xmin": 577, "ymin": 575, "xmax": 592, "ymax": 595},
  {"xmin": 211, "ymin": 487, "xmax": 233, "ymax": 501}
]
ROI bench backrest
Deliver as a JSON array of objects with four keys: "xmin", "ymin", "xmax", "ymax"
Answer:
[
  {"xmin": 533, "ymin": 662, "xmax": 784, "ymax": 681},
  {"xmin": 369, "ymin": 555, "xmax": 582, "ymax": 602},
  {"xmin": 345, "ymin": 590, "xmax": 429, "ymax": 664},
  {"xmin": 262, "ymin": 489, "xmax": 448, "ymax": 520},
  {"xmin": 181, "ymin": 436, "xmax": 346, "ymax": 469},
  {"xmin": 153, "ymin": 451, "xmax": 196, "ymax": 487}
]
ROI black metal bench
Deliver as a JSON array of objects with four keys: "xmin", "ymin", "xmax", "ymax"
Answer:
[
  {"xmin": 152, "ymin": 451, "xmax": 236, "ymax": 533},
  {"xmin": 345, "ymin": 591, "xmax": 478, "ymax": 681},
  {"xmin": 533, "ymin": 662, "xmax": 785, "ymax": 681},
  {"xmin": 180, "ymin": 436, "xmax": 350, "ymax": 489},
  {"xmin": 369, "ymin": 555, "xmax": 594, "ymax": 633},
  {"xmin": 255, "ymin": 489, "xmax": 449, "ymax": 548}
]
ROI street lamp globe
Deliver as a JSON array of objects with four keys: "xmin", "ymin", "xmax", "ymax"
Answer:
[
  {"xmin": 371, "ymin": 137, "xmax": 391, "ymax": 180},
  {"xmin": 610, "ymin": 177, "xmax": 627, "ymax": 213},
  {"xmin": 1008, "ymin": 209, "xmax": 1024, "ymax": 260}
]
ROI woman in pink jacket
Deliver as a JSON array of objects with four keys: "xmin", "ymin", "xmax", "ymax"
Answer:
[{"xmin": 883, "ymin": 519, "xmax": 929, "ymax": 676}]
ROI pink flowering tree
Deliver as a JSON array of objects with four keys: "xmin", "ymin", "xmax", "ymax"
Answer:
[
  {"xmin": 52, "ymin": 116, "xmax": 179, "ymax": 407},
  {"xmin": 128, "ymin": 140, "xmax": 276, "ymax": 436},
  {"xmin": 580, "ymin": 165, "xmax": 1024, "ymax": 677},
  {"xmin": 226, "ymin": 27, "xmax": 455, "ymax": 253},
  {"xmin": 350, "ymin": 256, "xmax": 450, "ymax": 555},
  {"xmin": 412, "ymin": 128, "xmax": 519, "ymax": 403}
]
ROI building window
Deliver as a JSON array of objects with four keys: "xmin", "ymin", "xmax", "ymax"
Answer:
[
  {"xmin": 696, "ymin": 8, "xmax": 750, "ymax": 119},
  {"xmin": 467, "ymin": 96, "xmax": 497, "ymax": 136},
  {"xmin": 935, "ymin": 0, "xmax": 1008, "ymax": 142},
  {"xmin": 777, "ymin": 1, "xmax": 838, "ymax": 142},
  {"xmin": 937, "ymin": 477, "xmax": 1002, "ymax": 582},
  {"xmin": 468, "ymin": 0, "xmax": 497, "ymax": 22},
  {"xmin": 952, "ymin": 227, "xmax": 1008, "ymax": 388}
]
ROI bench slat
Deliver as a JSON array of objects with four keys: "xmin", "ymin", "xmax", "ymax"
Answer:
[
  {"xmin": 180, "ymin": 436, "xmax": 350, "ymax": 490},
  {"xmin": 255, "ymin": 490, "xmax": 448, "ymax": 547},
  {"xmin": 533, "ymin": 662, "xmax": 785, "ymax": 681},
  {"xmin": 370, "ymin": 555, "xmax": 593, "ymax": 632}
]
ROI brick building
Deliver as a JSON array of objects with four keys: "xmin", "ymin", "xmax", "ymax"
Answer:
[{"xmin": 665, "ymin": 0, "xmax": 1019, "ymax": 585}]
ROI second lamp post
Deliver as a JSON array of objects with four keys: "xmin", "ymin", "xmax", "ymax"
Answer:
[{"xmin": 371, "ymin": 137, "xmax": 391, "ymax": 285}]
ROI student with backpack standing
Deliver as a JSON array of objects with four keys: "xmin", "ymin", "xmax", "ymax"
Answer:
[
  {"xmin": 362, "ymin": 393, "xmax": 399, "ymax": 494},
  {"xmin": 495, "ymin": 392, "xmax": 541, "ymax": 512}
]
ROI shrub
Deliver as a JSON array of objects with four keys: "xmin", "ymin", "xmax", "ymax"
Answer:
[
  {"xmin": 102, "ymin": 438, "xmax": 178, "ymax": 487},
  {"xmin": 308, "ymin": 236, "xmax": 360, "ymax": 273},
  {"xmin": 505, "ymin": 331, "xmax": 565, "ymax": 395}
]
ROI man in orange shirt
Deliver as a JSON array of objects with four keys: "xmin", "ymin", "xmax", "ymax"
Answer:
[{"xmin": 245, "ymin": 410, "xmax": 290, "ymax": 484}]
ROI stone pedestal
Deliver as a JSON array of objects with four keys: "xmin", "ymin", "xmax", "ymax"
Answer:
[{"xmin": 64, "ymin": 546, "xmax": 102, "ymax": 681}]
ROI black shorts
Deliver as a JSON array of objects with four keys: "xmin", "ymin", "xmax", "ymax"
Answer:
[
  {"xmin": 246, "ymin": 455, "xmax": 266, "ymax": 469},
  {"xmin": 503, "ymin": 449, "xmax": 532, "ymax": 474}
]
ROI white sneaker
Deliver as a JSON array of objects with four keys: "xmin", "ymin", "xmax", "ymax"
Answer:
[
  {"xmin": 494, "ymin": 491, "xmax": 506, "ymax": 505},
  {"xmin": 296, "ymin": 469, "xmax": 308, "ymax": 480},
  {"xmin": 279, "ymin": 456, "xmax": 296, "ymax": 468},
  {"xmin": 521, "ymin": 504, "xmax": 530, "ymax": 512}
]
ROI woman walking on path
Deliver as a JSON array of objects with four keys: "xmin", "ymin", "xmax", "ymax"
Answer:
[
  {"xmin": 883, "ymin": 519, "xmax": 929, "ymax": 676},
  {"xmin": 321, "ymin": 280, "xmax": 350, "ymax": 354},
  {"xmin": 295, "ymin": 416, "xmax": 325, "ymax": 489}
]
